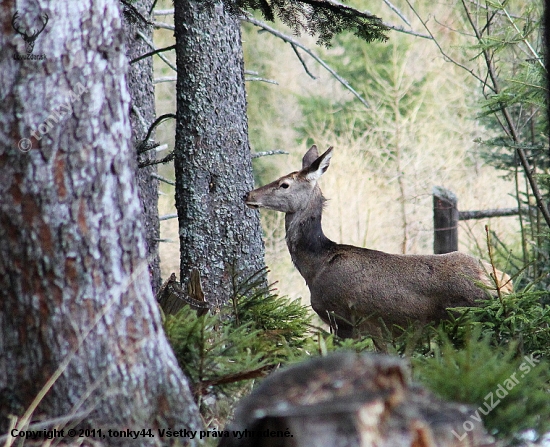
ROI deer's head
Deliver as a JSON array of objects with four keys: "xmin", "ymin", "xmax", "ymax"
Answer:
[{"xmin": 246, "ymin": 145, "xmax": 333, "ymax": 213}]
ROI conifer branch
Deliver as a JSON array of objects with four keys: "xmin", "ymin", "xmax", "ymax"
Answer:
[{"xmin": 242, "ymin": 15, "xmax": 370, "ymax": 108}]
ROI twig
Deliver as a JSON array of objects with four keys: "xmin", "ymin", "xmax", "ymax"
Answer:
[
  {"xmin": 465, "ymin": 0, "xmax": 523, "ymax": 20},
  {"xmin": 383, "ymin": 23, "xmax": 432, "ymax": 39},
  {"xmin": 0, "ymin": 411, "xmax": 91, "ymax": 444},
  {"xmin": 196, "ymin": 365, "xmax": 272, "ymax": 394},
  {"xmin": 151, "ymin": 173, "xmax": 175, "ymax": 186},
  {"xmin": 160, "ymin": 213, "xmax": 178, "ymax": 221},
  {"xmin": 148, "ymin": 0, "xmax": 159, "ymax": 15},
  {"xmin": 489, "ymin": 228, "xmax": 523, "ymax": 268},
  {"xmin": 153, "ymin": 20, "xmax": 174, "ymax": 31},
  {"xmin": 485, "ymin": 225, "xmax": 504, "ymax": 304},
  {"xmin": 433, "ymin": 16, "xmax": 474, "ymax": 38},
  {"xmin": 137, "ymin": 141, "xmax": 160, "ymax": 155},
  {"xmin": 120, "ymin": 0, "xmax": 153, "ymax": 26},
  {"xmin": 136, "ymin": 30, "xmax": 177, "ymax": 71},
  {"xmin": 153, "ymin": 8, "xmax": 174, "ymax": 16},
  {"xmin": 382, "ymin": 0, "xmax": 411, "ymax": 27},
  {"xmin": 251, "ymin": 150, "xmax": 289, "ymax": 159},
  {"xmin": 242, "ymin": 15, "xmax": 370, "ymax": 108},
  {"xmin": 500, "ymin": 6, "xmax": 545, "ymax": 71},
  {"xmin": 291, "ymin": 44, "xmax": 317, "ymax": 79},
  {"xmin": 137, "ymin": 113, "xmax": 176, "ymax": 155},
  {"xmin": 404, "ymin": 0, "xmax": 493, "ymax": 91},
  {"xmin": 130, "ymin": 44, "xmax": 175, "ymax": 65},
  {"xmin": 139, "ymin": 151, "xmax": 174, "ymax": 168},
  {"xmin": 342, "ymin": 2, "xmax": 430, "ymax": 38},
  {"xmin": 130, "ymin": 105, "xmax": 148, "ymax": 135},
  {"xmin": 154, "ymin": 76, "xmax": 177, "ymax": 84},
  {"xmin": 245, "ymin": 76, "xmax": 279, "ymax": 84}
]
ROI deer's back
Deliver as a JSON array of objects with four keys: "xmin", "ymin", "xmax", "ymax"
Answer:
[{"xmin": 307, "ymin": 245, "xmax": 488, "ymax": 329}]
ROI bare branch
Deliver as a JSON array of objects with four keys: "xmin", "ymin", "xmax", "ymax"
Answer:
[
  {"xmin": 404, "ymin": 0, "xmax": 494, "ymax": 91},
  {"xmin": 291, "ymin": 44, "xmax": 317, "ymax": 79},
  {"xmin": 154, "ymin": 76, "xmax": 177, "ymax": 84},
  {"xmin": 465, "ymin": 0, "xmax": 524, "ymax": 20},
  {"xmin": 130, "ymin": 44, "xmax": 175, "ymax": 65},
  {"xmin": 383, "ymin": 23, "xmax": 432, "ymax": 39},
  {"xmin": 382, "ymin": 0, "xmax": 411, "ymax": 27},
  {"xmin": 153, "ymin": 20, "xmax": 174, "ymax": 31},
  {"xmin": 245, "ymin": 76, "xmax": 279, "ymax": 84},
  {"xmin": 139, "ymin": 151, "xmax": 174, "ymax": 168},
  {"xmin": 120, "ymin": 0, "xmax": 153, "ymax": 26},
  {"xmin": 160, "ymin": 213, "xmax": 178, "ymax": 221},
  {"xmin": 151, "ymin": 173, "xmax": 175, "ymax": 186},
  {"xmin": 242, "ymin": 15, "xmax": 370, "ymax": 108},
  {"xmin": 136, "ymin": 30, "xmax": 177, "ymax": 72},
  {"xmin": 137, "ymin": 113, "xmax": 176, "ymax": 155},
  {"xmin": 500, "ymin": 7, "xmax": 545, "ymax": 71},
  {"xmin": 252, "ymin": 150, "xmax": 289, "ymax": 159},
  {"xmin": 153, "ymin": 8, "xmax": 174, "ymax": 16},
  {"xmin": 130, "ymin": 105, "xmax": 148, "ymax": 134},
  {"xmin": 244, "ymin": 70, "xmax": 278, "ymax": 84}
]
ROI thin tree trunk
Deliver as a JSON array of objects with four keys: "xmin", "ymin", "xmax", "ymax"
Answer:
[
  {"xmin": 173, "ymin": 0, "xmax": 265, "ymax": 308},
  {"xmin": 123, "ymin": 0, "xmax": 162, "ymax": 295},
  {"xmin": 0, "ymin": 0, "xmax": 201, "ymax": 441}
]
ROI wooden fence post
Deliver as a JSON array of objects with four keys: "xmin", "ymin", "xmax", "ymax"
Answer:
[{"xmin": 433, "ymin": 186, "xmax": 458, "ymax": 254}]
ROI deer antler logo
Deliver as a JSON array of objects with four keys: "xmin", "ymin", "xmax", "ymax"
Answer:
[{"xmin": 11, "ymin": 11, "xmax": 49, "ymax": 55}]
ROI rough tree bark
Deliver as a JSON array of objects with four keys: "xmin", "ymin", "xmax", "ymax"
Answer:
[
  {"xmin": 0, "ymin": 0, "xmax": 201, "ymax": 442},
  {"xmin": 122, "ymin": 0, "xmax": 162, "ymax": 295},
  {"xmin": 173, "ymin": 0, "xmax": 266, "ymax": 309}
]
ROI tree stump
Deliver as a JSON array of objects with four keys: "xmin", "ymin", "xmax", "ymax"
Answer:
[{"xmin": 220, "ymin": 352, "xmax": 493, "ymax": 447}]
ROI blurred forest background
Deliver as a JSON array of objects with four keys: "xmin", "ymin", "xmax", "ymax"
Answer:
[{"xmin": 155, "ymin": 0, "xmax": 545, "ymax": 303}]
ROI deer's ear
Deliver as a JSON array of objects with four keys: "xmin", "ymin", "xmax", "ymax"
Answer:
[
  {"xmin": 305, "ymin": 147, "xmax": 333, "ymax": 182},
  {"xmin": 302, "ymin": 145, "xmax": 319, "ymax": 169}
]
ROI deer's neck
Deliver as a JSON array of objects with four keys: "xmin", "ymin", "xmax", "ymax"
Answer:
[{"xmin": 285, "ymin": 187, "xmax": 334, "ymax": 284}]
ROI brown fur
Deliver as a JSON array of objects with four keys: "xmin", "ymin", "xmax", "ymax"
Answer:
[{"xmin": 246, "ymin": 146, "xmax": 512, "ymax": 344}]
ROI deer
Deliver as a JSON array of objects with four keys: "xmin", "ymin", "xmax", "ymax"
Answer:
[{"xmin": 245, "ymin": 145, "xmax": 512, "ymax": 348}]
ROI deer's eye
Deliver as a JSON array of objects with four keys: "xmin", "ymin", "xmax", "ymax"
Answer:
[{"xmin": 280, "ymin": 182, "xmax": 290, "ymax": 189}]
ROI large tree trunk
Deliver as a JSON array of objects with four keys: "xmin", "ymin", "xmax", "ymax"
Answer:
[
  {"xmin": 123, "ymin": 0, "xmax": 162, "ymax": 296},
  {"xmin": 0, "ymin": 0, "xmax": 201, "ymax": 441},
  {"xmin": 173, "ymin": 0, "xmax": 266, "ymax": 309}
]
